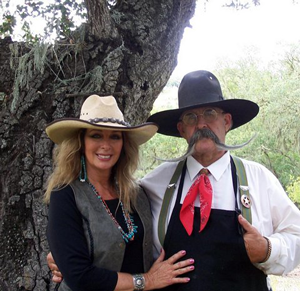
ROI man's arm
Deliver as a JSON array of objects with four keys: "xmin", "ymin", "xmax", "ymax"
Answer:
[
  {"xmin": 243, "ymin": 159, "xmax": 300, "ymax": 275},
  {"xmin": 47, "ymin": 252, "xmax": 62, "ymax": 283}
]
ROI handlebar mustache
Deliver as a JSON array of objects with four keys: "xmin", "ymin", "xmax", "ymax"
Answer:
[{"xmin": 155, "ymin": 129, "xmax": 256, "ymax": 162}]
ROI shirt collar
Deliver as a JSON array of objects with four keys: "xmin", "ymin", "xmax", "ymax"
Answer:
[{"xmin": 186, "ymin": 151, "xmax": 231, "ymax": 181}]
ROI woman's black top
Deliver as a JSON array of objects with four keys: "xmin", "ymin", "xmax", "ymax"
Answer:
[{"xmin": 47, "ymin": 185, "xmax": 144, "ymax": 291}]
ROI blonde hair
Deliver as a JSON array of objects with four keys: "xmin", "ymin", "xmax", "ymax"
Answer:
[
  {"xmin": 44, "ymin": 130, "xmax": 139, "ymax": 212},
  {"xmin": 44, "ymin": 131, "xmax": 83, "ymax": 203},
  {"xmin": 113, "ymin": 132, "xmax": 139, "ymax": 212}
]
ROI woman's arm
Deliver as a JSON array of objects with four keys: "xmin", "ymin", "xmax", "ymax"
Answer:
[{"xmin": 48, "ymin": 249, "xmax": 194, "ymax": 291}]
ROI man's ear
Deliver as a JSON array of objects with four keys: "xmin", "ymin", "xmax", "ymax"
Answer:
[
  {"xmin": 177, "ymin": 121, "xmax": 185, "ymax": 137},
  {"xmin": 224, "ymin": 113, "xmax": 233, "ymax": 132}
]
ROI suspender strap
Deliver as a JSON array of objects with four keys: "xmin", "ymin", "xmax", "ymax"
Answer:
[
  {"xmin": 232, "ymin": 156, "xmax": 252, "ymax": 224},
  {"xmin": 158, "ymin": 160, "xmax": 185, "ymax": 246}
]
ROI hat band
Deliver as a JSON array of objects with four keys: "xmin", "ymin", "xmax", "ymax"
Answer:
[{"xmin": 88, "ymin": 117, "xmax": 131, "ymax": 127}]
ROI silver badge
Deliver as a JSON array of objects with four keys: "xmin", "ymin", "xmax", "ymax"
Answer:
[{"xmin": 241, "ymin": 194, "xmax": 251, "ymax": 208}]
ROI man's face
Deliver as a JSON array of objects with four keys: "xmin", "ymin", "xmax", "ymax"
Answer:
[{"xmin": 177, "ymin": 106, "xmax": 232, "ymax": 159}]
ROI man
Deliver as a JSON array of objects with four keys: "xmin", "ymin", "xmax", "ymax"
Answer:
[
  {"xmin": 140, "ymin": 70, "xmax": 300, "ymax": 290},
  {"xmin": 48, "ymin": 70, "xmax": 300, "ymax": 290}
]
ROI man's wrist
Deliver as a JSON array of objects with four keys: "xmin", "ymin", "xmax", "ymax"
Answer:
[
  {"xmin": 133, "ymin": 273, "xmax": 145, "ymax": 290},
  {"xmin": 260, "ymin": 236, "xmax": 272, "ymax": 263}
]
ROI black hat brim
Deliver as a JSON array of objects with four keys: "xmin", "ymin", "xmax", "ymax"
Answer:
[{"xmin": 147, "ymin": 99, "xmax": 259, "ymax": 137}]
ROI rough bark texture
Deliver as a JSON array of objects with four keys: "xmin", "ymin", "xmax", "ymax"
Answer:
[{"xmin": 0, "ymin": 0, "xmax": 196, "ymax": 290}]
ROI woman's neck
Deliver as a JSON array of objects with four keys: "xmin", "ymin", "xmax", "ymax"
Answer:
[{"xmin": 87, "ymin": 172, "xmax": 117, "ymax": 200}]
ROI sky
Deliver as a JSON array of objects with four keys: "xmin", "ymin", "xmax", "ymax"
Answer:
[{"xmin": 172, "ymin": 0, "xmax": 300, "ymax": 77}]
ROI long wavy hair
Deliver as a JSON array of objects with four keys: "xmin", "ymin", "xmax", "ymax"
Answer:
[{"xmin": 44, "ymin": 129, "xmax": 139, "ymax": 212}]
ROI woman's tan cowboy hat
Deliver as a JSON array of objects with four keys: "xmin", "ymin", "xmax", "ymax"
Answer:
[
  {"xmin": 147, "ymin": 70, "xmax": 259, "ymax": 137},
  {"xmin": 46, "ymin": 94, "xmax": 158, "ymax": 145}
]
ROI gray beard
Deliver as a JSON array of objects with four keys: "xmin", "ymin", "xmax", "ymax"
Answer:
[{"xmin": 156, "ymin": 128, "xmax": 256, "ymax": 162}]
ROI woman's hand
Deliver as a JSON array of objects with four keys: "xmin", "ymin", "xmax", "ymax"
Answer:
[
  {"xmin": 47, "ymin": 252, "xmax": 63, "ymax": 283},
  {"xmin": 144, "ymin": 249, "xmax": 194, "ymax": 290}
]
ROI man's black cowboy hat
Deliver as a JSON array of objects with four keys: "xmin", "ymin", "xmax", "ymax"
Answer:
[{"xmin": 147, "ymin": 70, "xmax": 259, "ymax": 137}]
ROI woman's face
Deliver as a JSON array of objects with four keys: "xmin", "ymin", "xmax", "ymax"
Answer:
[{"xmin": 84, "ymin": 129, "xmax": 123, "ymax": 177}]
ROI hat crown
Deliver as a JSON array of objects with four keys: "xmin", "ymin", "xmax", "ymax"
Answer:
[
  {"xmin": 178, "ymin": 70, "xmax": 224, "ymax": 108},
  {"xmin": 80, "ymin": 95, "xmax": 124, "ymax": 122}
]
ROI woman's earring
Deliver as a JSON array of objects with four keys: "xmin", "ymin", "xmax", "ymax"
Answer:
[{"xmin": 79, "ymin": 155, "xmax": 87, "ymax": 182}]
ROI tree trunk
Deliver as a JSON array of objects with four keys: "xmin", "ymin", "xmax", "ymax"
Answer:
[{"xmin": 0, "ymin": 0, "xmax": 196, "ymax": 290}]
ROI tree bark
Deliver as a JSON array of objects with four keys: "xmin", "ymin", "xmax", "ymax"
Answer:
[
  {"xmin": 84, "ymin": 0, "xmax": 118, "ymax": 38},
  {"xmin": 0, "ymin": 0, "xmax": 196, "ymax": 290}
]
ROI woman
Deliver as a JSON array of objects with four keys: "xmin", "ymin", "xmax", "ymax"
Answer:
[{"xmin": 45, "ymin": 95, "xmax": 194, "ymax": 291}]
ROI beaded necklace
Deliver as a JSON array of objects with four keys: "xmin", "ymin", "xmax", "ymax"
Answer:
[{"xmin": 88, "ymin": 182, "xmax": 137, "ymax": 243}]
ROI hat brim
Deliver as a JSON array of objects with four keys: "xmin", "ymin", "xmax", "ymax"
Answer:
[
  {"xmin": 147, "ymin": 99, "xmax": 259, "ymax": 137},
  {"xmin": 46, "ymin": 118, "xmax": 158, "ymax": 145}
]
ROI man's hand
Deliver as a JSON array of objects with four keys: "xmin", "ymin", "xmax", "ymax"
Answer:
[
  {"xmin": 47, "ymin": 252, "xmax": 63, "ymax": 283},
  {"xmin": 238, "ymin": 215, "xmax": 269, "ymax": 263}
]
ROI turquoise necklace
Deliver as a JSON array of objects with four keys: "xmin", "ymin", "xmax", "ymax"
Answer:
[{"xmin": 88, "ymin": 182, "xmax": 137, "ymax": 243}]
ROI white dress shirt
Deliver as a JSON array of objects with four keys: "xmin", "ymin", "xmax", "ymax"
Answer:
[{"xmin": 140, "ymin": 151, "xmax": 300, "ymax": 275}]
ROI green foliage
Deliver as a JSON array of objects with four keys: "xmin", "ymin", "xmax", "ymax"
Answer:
[
  {"xmin": 0, "ymin": 13, "xmax": 16, "ymax": 36},
  {"xmin": 0, "ymin": 0, "xmax": 87, "ymax": 42},
  {"xmin": 214, "ymin": 46, "xmax": 300, "ymax": 191},
  {"xmin": 287, "ymin": 176, "xmax": 300, "ymax": 207},
  {"xmin": 136, "ymin": 134, "xmax": 187, "ymax": 179}
]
